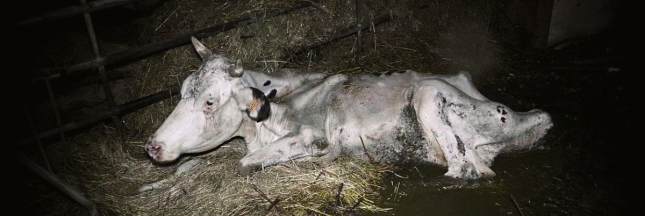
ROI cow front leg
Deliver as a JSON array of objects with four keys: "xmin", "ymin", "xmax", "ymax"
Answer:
[
  {"xmin": 413, "ymin": 79, "xmax": 495, "ymax": 179},
  {"xmin": 238, "ymin": 126, "xmax": 327, "ymax": 176}
]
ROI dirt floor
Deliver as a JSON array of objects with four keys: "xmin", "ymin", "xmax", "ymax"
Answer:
[
  {"xmin": 495, "ymin": 33, "xmax": 634, "ymax": 216},
  {"xmin": 5, "ymin": 0, "xmax": 636, "ymax": 215}
]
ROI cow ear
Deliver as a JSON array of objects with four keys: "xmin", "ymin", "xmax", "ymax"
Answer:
[
  {"xmin": 191, "ymin": 36, "xmax": 212, "ymax": 60},
  {"xmin": 228, "ymin": 59, "xmax": 244, "ymax": 77},
  {"xmin": 234, "ymin": 87, "xmax": 270, "ymax": 122}
]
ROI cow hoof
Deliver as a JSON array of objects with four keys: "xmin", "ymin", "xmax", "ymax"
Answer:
[
  {"xmin": 238, "ymin": 163, "xmax": 262, "ymax": 176},
  {"xmin": 446, "ymin": 163, "xmax": 496, "ymax": 179}
]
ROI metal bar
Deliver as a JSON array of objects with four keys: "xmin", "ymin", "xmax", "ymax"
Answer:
[
  {"xmin": 44, "ymin": 80, "xmax": 67, "ymax": 150},
  {"xmin": 15, "ymin": 87, "xmax": 180, "ymax": 147},
  {"xmin": 12, "ymin": 0, "xmax": 135, "ymax": 27},
  {"xmin": 13, "ymin": 148, "xmax": 99, "ymax": 216},
  {"xmin": 29, "ymin": 0, "xmax": 317, "ymax": 81},
  {"xmin": 284, "ymin": 15, "xmax": 393, "ymax": 60},
  {"xmin": 45, "ymin": 79, "xmax": 90, "ymax": 196},
  {"xmin": 79, "ymin": 0, "xmax": 126, "ymax": 146},
  {"xmin": 21, "ymin": 101, "xmax": 53, "ymax": 173},
  {"xmin": 80, "ymin": 0, "xmax": 116, "ymax": 108}
]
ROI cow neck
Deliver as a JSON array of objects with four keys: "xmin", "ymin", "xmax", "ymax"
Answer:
[
  {"xmin": 239, "ymin": 116, "xmax": 258, "ymax": 144},
  {"xmin": 240, "ymin": 70, "xmax": 263, "ymax": 88}
]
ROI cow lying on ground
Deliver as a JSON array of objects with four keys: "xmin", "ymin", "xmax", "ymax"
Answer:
[{"xmin": 145, "ymin": 36, "xmax": 553, "ymax": 179}]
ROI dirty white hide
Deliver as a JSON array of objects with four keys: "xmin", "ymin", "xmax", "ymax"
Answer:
[{"xmin": 145, "ymin": 36, "xmax": 553, "ymax": 179}]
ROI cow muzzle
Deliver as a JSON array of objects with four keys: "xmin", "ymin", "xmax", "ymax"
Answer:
[
  {"xmin": 512, "ymin": 109, "xmax": 554, "ymax": 150},
  {"xmin": 145, "ymin": 140, "xmax": 164, "ymax": 160}
]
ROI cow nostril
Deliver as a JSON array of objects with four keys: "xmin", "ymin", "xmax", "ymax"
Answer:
[{"xmin": 145, "ymin": 141, "xmax": 163, "ymax": 156}]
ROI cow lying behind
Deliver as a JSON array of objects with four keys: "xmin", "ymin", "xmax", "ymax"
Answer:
[{"xmin": 145, "ymin": 36, "xmax": 553, "ymax": 179}]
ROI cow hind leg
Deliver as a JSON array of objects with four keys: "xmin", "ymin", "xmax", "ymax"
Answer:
[{"xmin": 412, "ymin": 79, "xmax": 495, "ymax": 179}]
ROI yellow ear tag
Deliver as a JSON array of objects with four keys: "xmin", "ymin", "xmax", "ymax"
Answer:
[{"xmin": 247, "ymin": 97, "xmax": 258, "ymax": 110}]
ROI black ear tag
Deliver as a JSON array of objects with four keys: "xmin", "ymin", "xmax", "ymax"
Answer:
[{"xmin": 245, "ymin": 87, "xmax": 271, "ymax": 122}]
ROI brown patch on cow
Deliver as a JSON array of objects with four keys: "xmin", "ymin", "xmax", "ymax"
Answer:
[{"xmin": 247, "ymin": 97, "xmax": 259, "ymax": 110}]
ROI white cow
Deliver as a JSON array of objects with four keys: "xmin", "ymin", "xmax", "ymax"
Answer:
[{"xmin": 145, "ymin": 36, "xmax": 553, "ymax": 179}]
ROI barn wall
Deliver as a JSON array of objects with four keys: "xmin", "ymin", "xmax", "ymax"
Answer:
[
  {"xmin": 548, "ymin": 0, "xmax": 618, "ymax": 47},
  {"xmin": 507, "ymin": 0, "xmax": 620, "ymax": 48},
  {"xmin": 506, "ymin": 0, "xmax": 554, "ymax": 48}
]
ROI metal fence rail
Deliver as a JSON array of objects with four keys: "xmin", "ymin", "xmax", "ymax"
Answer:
[
  {"xmin": 12, "ymin": 1, "xmax": 317, "ymax": 215},
  {"xmin": 13, "ymin": 0, "xmax": 137, "ymax": 27},
  {"xmin": 12, "ymin": 0, "xmax": 386, "ymax": 214},
  {"xmin": 29, "ymin": 0, "xmax": 316, "ymax": 81}
]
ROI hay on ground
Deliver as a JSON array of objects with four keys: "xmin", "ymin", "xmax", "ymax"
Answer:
[{"xmin": 19, "ymin": 0, "xmax": 510, "ymax": 215}]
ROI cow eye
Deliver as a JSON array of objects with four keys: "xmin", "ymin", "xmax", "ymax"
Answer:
[{"xmin": 206, "ymin": 100, "xmax": 214, "ymax": 106}]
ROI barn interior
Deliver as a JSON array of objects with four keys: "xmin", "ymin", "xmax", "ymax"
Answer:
[{"xmin": 4, "ymin": 0, "xmax": 634, "ymax": 215}]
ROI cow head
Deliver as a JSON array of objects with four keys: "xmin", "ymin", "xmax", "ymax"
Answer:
[
  {"xmin": 145, "ymin": 36, "xmax": 270, "ymax": 163},
  {"xmin": 469, "ymin": 106, "xmax": 554, "ymax": 165}
]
